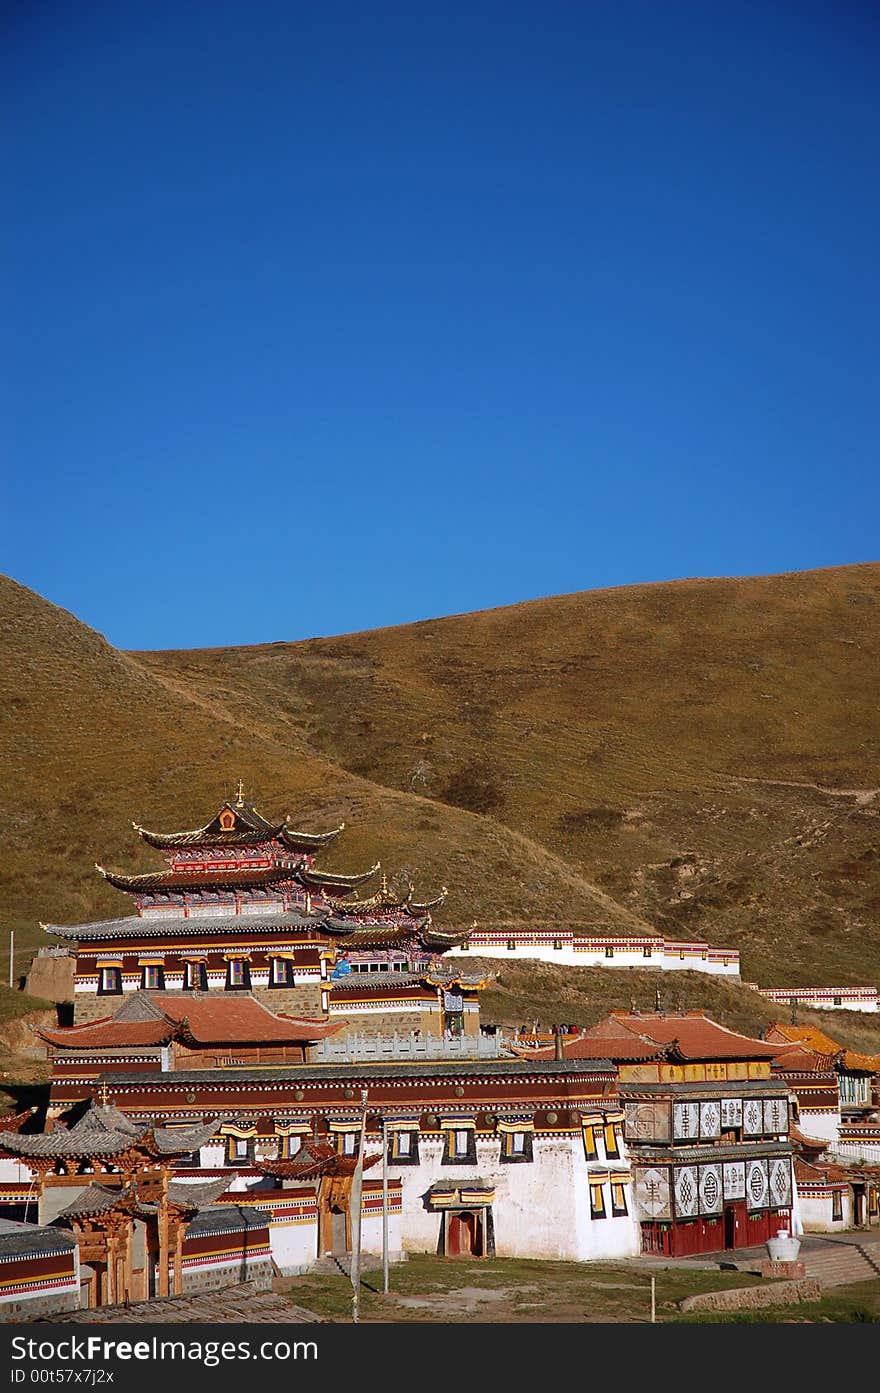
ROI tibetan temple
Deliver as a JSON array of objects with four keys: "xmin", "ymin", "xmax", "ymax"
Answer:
[
  {"xmin": 41, "ymin": 788, "xmax": 485, "ymax": 1038},
  {"xmin": 2, "ymin": 785, "xmax": 876, "ymax": 1316}
]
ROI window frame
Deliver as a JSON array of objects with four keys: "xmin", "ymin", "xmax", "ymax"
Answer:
[
  {"xmin": 225, "ymin": 958, "xmax": 252, "ymax": 991},
  {"xmin": 441, "ymin": 1126, "xmax": 477, "ymax": 1166},
  {"xmin": 97, "ymin": 966, "xmax": 122, "ymax": 996},
  {"xmin": 590, "ymin": 1180, "xmax": 607, "ymax": 1220},
  {"xmin": 611, "ymin": 1182, "xmax": 628, "ymax": 1217},
  {"xmin": 140, "ymin": 963, "xmax": 165, "ymax": 991}
]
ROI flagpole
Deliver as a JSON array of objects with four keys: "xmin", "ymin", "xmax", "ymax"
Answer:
[
  {"xmin": 382, "ymin": 1115, "xmax": 389, "ymax": 1294},
  {"xmin": 350, "ymin": 1088, "xmax": 368, "ymax": 1324}
]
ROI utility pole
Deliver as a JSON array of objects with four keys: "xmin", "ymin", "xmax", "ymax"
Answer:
[
  {"xmin": 382, "ymin": 1116, "xmax": 389, "ymax": 1294},
  {"xmin": 350, "ymin": 1089, "xmax": 368, "ymax": 1324}
]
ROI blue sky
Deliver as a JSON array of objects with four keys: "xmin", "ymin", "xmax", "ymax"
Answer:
[{"xmin": 3, "ymin": 1, "xmax": 878, "ymax": 650}]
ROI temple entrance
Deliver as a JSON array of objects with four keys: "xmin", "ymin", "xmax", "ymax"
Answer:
[
  {"xmin": 853, "ymin": 1184, "xmax": 866, "ymax": 1228},
  {"xmin": 724, "ymin": 1205, "xmax": 737, "ymax": 1250},
  {"xmin": 330, "ymin": 1207, "xmax": 348, "ymax": 1256},
  {"xmin": 446, "ymin": 1210, "xmax": 481, "ymax": 1257}
]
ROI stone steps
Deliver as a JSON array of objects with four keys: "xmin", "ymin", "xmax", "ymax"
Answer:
[{"xmin": 800, "ymin": 1244, "xmax": 880, "ymax": 1287}]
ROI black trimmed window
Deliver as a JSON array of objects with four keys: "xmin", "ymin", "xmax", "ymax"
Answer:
[
  {"xmin": 832, "ymin": 1190, "xmax": 843, "ymax": 1222},
  {"xmin": 277, "ymin": 1134, "xmax": 303, "ymax": 1160},
  {"xmin": 604, "ymin": 946, "xmax": 614, "ymax": 959},
  {"xmin": 140, "ymin": 963, "xmax": 165, "ymax": 991},
  {"xmin": 582, "ymin": 1123, "xmax": 598, "ymax": 1161},
  {"xmin": 500, "ymin": 1130, "xmax": 533, "ymax": 1163},
  {"xmin": 225, "ymin": 1136, "xmax": 254, "ymax": 1165},
  {"xmin": 643, "ymin": 947, "xmax": 652, "ymax": 958},
  {"xmin": 184, "ymin": 961, "xmax": 208, "ymax": 992},
  {"xmin": 590, "ymin": 1180, "xmax": 607, "ymax": 1219},
  {"xmin": 98, "ymin": 966, "xmax": 122, "ymax": 995},
  {"xmin": 553, "ymin": 939, "xmax": 563, "ymax": 951},
  {"xmin": 387, "ymin": 1130, "xmax": 420, "ymax": 1165},
  {"xmin": 506, "ymin": 940, "xmax": 516, "ymax": 952},
  {"xmin": 225, "ymin": 958, "xmax": 251, "ymax": 991},
  {"xmin": 269, "ymin": 957, "xmax": 293, "ymax": 988},
  {"xmin": 603, "ymin": 1121, "xmax": 621, "ymax": 1160},
  {"xmin": 442, "ymin": 1127, "xmax": 477, "ymax": 1166},
  {"xmin": 611, "ymin": 1181, "xmax": 628, "ymax": 1217}
]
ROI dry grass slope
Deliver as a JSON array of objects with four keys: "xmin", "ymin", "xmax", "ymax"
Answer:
[{"xmin": 2, "ymin": 564, "xmax": 879, "ymax": 1054}]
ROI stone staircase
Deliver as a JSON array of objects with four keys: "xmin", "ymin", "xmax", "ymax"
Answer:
[{"xmin": 799, "ymin": 1237, "xmax": 880, "ymax": 1288}]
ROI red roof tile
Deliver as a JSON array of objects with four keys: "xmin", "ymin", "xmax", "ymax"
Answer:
[
  {"xmin": 40, "ymin": 995, "xmax": 345, "ymax": 1049},
  {"xmin": 586, "ymin": 1011, "xmax": 780, "ymax": 1061}
]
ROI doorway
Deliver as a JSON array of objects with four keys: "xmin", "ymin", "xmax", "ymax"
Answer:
[{"xmin": 724, "ymin": 1205, "xmax": 737, "ymax": 1250}]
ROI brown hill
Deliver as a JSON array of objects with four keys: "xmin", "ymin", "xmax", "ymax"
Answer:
[
  {"xmin": 0, "ymin": 575, "xmax": 650, "ymax": 993},
  {"xmin": 134, "ymin": 562, "xmax": 880, "ymax": 989},
  {"xmin": 1, "ymin": 563, "xmax": 878, "ymax": 1023}
]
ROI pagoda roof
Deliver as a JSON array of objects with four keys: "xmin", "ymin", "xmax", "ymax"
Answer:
[
  {"xmin": 133, "ymin": 794, "xmax": 344, "ymax": 852},
  {"xmin": 95, "ymin": 863, "xmax": 304, "ymax": 894},
  {"xmin": 299, "ymin": 863, "xmax": 381, "ymax": 893},
  {"xmin": 766, "ymin": 1023, "xmax": 879, "ymax": 1073}
]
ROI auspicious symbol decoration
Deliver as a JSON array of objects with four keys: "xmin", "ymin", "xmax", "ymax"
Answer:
[
  {"xmin": 699, "ymin": 1165, "xmax": 722, "ymax": 1214},
  {"xmin": 721, "ymin": 1098, "xmax": 742, "ymax": 1129},
  {"xmin": 770, "ymin": 1159, "xmax": 792, "ymax": 1206},
  {"xmin": 764, "ymin": 1099, "xmax": 786, "ymax": 1135},
  {"xmin": 673, "ymin": 1103, "xmax": 699, "ymax": 1140},
  {"xmin": 743, "ymin": 1099, "xmax": 762, "ymax": 1136},
  {"xmin": 699, "ymin": 1101, "xmax": 720, "ymax": 1138},
  {"xmin": 635, "ymin": 1167, "xmax": 671, "ymax": 1219},
  {"xmin": 747, "ymin": 1160, "xmax": 768, "ymax": 1208},
  {"xmin": 723, "ymin": 1162, "xmax": 745, "ymax": 1200},
  {"xmin": 674, "ymin": 1166, "xmax": 698, "ymax": 1217}
]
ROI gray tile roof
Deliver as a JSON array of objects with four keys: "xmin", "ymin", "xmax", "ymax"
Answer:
[
  {"xmin": 104, "ymin": 1057, "xmax": 616, "ymax": 1085},
  {"xmin": 0, "ymin": 1218, "xmax": 77, "ymax": 1257},
  {"xmin": 33, "ymin": 1281, "xmax": 323, "ymax": 1324},
  {"xmin": 44, "ymin": 912, "xmax": 321, "ymax": 941},
  {"xmin": 186, "ymin": 1205, "xmax": 269, "ymax": 1236}
]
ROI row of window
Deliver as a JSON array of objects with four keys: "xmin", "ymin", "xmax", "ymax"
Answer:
[
  {"xmin": 222, "ymin": 1128, "xmax": 534, "ymax": 1167},
  {"xmin": 98, "ymin": 959, "xmax": 297, "ymax": 994},
  {"xmin": 590, "ymin": 1179, "xmax": 629, "ymax": 1219},
  {"xmin": 502, "ymin": 941, "xmax": 708, "ymax": 960}
]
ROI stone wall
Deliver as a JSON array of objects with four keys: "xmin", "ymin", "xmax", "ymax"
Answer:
[
  {"xmin": 679, "ymin": 1279, "xmax": 822, "ymax": 1312},
  {"xmin": 251, "ymin": 983, "xmax": 324, "ymax": 1017}
]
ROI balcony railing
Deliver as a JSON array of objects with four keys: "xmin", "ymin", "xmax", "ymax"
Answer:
[{"xmin": 312, "ymin": 1031, "xmax": 509, "ymax": 1063}]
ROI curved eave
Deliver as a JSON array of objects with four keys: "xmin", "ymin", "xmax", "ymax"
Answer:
[
  {"xmin": 300, "ymin": 862, "xmax": 381, "ymax": 892},
  {"xmin": 421, "ymin": 927, "xmax": 471, "ymax": 949},
  {"xmin": 280, "ymin": 822, "xmax": 346, "ymax": 851},
  {"xmin": 133, "ymin": 822, "xmax": 286, "ymax": 849},
  {"xmin": 406, "ymin": 886, "xmax": 449, "ymax": 914},
  {"xmin": 96, "ymin": 863, "xmax": 304, "ymax": 893}
]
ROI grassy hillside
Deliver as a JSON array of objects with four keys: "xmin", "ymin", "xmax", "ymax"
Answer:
[
  {"xmin": 2, "ymin": 563, "xmax": 878, "ymax": 1028},
  {"xmin": 0, "ymin": 575, "xmax": 652, "ymax": 989},
  {"xmin": 136, "ymin": 563, "xmax": 880, "ymax": 988}
]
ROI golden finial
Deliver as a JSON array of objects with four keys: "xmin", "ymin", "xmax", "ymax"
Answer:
[
  {"xmin": 99, "ymin": 1081, "xmax": 109, "ymax": 1106},
  {"xmin": 381, "ymin": 871, "xmax": 388, "ymax": 894},
  {"xmin": 236, "ymin": 779, "xmax": 245, "ymax": 806}
]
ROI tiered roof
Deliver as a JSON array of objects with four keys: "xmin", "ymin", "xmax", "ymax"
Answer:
[{"xmin": 46, "ymin": 790, "xmax": 460, "ymax": 951}]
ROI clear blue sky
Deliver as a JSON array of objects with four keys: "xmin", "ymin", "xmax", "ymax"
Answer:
[{"xmin": 3, "ymin": 1, "xmax": 878, "ymax": 650}]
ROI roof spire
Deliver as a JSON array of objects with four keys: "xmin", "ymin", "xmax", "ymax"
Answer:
[
  {"xmin": 236, "ymin": 779, "xmax": 245, "ymax": 806},
  {"xmin": 99, "ymin": 1081, "xmax": 109, "ymax": 1106},
  {"xmin": 654, "ymin": 986, "xmax": 662, "ymax": 1013}
]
